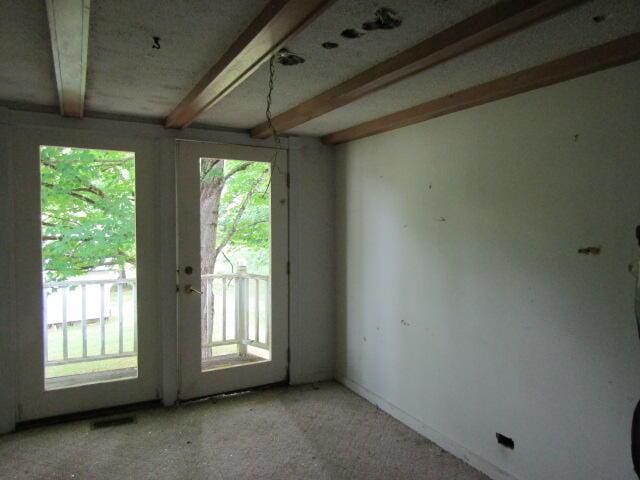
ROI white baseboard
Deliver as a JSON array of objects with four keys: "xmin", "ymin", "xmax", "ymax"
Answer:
[{"xmin": 335, "ymin": 374, "xmax": 519, "ymax": 480}]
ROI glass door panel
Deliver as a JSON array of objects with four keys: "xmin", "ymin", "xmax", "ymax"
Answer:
[
  {"xmin": 177, "ymin": 141, "xmax": 288, "ymax": 400},
  {"xmin": 199, "ymin": 158, "xmax": 271, "ymax": 371},
  {"xmin": 40, "ymin": 146, "xmax": 138, "ymax": 390}
]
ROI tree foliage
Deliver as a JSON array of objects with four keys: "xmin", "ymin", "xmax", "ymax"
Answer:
[
  {"xmin": 40, "ymin": 146, "xmax": 136, "ymax": 281},
  {"xmin": 41, "ymin": 147, "xmax": 270, "ymax": 282},
  {"xmin": 199, "ymin": 158, "xmax": 270, "ymax": 275},
  {"xmin": 217, "ymin": 160, "xmax": 270, "ymax": 268}
]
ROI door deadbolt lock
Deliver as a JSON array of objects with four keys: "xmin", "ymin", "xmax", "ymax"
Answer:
[{"xmin": 184, "ymin": 266, "xmax": 193, "ymax": 275}]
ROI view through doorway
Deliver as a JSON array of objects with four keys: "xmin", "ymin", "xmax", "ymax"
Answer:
[{"xmin": 199, "ymin": 158, "xmax": 271, "ymax": 371}]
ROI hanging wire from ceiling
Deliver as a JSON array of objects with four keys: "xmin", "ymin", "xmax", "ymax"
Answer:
[
  {"xmin": 262, "ymin": 53, "xmax": 284, "ymax": 196},
  {"xmin": 266, "ymin": 54, "xmax": 282, "ymax": 152}
]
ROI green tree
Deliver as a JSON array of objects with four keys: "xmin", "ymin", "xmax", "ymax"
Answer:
[
  {"xmin": 40, "ymin": 146, "xmax": 136, "ymax": 281},
  {"xmin": 41, "ymin": 147, "xmax": 270, "ymax": 283},
  {"xmin": 200, "ymin": 159, "xmax": 270, "ymax": 275}
]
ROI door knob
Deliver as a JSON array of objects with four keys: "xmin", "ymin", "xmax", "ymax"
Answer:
[{"xmin": 185, "ymin": 285, "xmax": 202, "ymax": 295}]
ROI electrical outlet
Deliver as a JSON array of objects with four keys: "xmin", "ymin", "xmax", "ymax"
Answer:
[{"xmin": 496, "ymin": 433, "xmax": 515, "ymax": 449}]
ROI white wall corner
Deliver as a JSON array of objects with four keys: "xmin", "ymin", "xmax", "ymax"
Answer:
[
  {"xmin": 287, "ymin": 138, "xmax": 337, "ymax": 385},
  {"xmin": 336, "ymin": 375, "xmax": 520, "ymax": 480}
]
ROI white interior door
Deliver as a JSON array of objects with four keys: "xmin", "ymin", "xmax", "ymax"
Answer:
[
  {"xmin": 176, "ymin": 140, "xmax": 288, "ymax": 400},
  {"xmin": 13, "ymin": 127, "xmax": 160, "ymax": 421}
]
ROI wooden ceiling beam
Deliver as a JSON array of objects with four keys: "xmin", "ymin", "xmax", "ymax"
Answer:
[
  {"xmin": 321, "ymin": 33, "xmax": 640, "ymax": 145},
  {"xmin": 46, "ymin": 0, "xmax": 90, "ymax": 117},
  {"xmin": 165, "ymin": 0, "xmax": 334, "ymax": 129},
  {"xmin": 250, "ymin": 0, "xmax": 587, "ymax": 139}
]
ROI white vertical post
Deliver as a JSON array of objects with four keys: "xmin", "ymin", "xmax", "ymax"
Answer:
[
  {"xmin": 237, "ymin": 265, "xmax": 248, "ymax": 357},
  {"xmin": 266, "ymin": 279, "xmax": 271, "ymax": 351},
  {"xmin": 62, "ymin": 286, "xmax": 68, "ymax": 360},
  {"xmin": 43, "ymin": 289, "xmax": 49, "ymax": 364},
  {"xmin": 81, "ymin": 284, "xmax": 87, "ymax": 357},
  {"xmin": 99, "ymin": 283, "xmax": 106, "ymax": 355},
  {"xmin": 207, "ymin": 277, "xmax": 214, "ymax": 346},
  {"xmin": 132, "ymin": 281, "xmax": 137, "ymax": 353},
  {"xmin": 255, "ymin": 279, "xmax": 260, "ymax": 343},
  {"xmin": 118, "ymin": 282, "xmax": 124, "ymax": 354},
  {"xmin": 222, "ymin": 278, "xmax": 227, "ymax": 341}
]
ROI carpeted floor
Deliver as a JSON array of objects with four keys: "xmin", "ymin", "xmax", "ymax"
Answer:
[{"xmin": 0, "ymin": 381, "xmax": 489, "ymax": 479}]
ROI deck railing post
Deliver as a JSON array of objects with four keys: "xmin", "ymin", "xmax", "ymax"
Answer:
[
  {"xmin": 43, "ymin": 288, "xmax": 49, "ymax": 364},
  {"xmin": 266, "ymin": 279, "xmax": 271, "ymax": 350},
  {"xmin": 117, "ymin": 282, "xmax": 124, "ymax": 354},
  {"xmin": 236, "ymin": 266, "xmax": 248, "ymax": 357},
  {"xmin": 222, "ymin": 278, "xmax": 227, "ymax": 341},
  {"xmin": 132, "ymin": 281, "xmax": 137, "ymax": 353},
  {"xmin": 100, "ymin": 283, "xmax": 106, "ymax": 356},
  {"xmin": 255, "ymin": 279, "xmax": 260, "ymax": 343},
  {"xmin": 62, "ymin": 286, "xmax": 68, "ymax": 361},
  {"xmin": 206, "ymin": 277, "xmax": 214, "ymax": 354},
  {"xmin": 81, "ymin": 284, "xmax": 87, "ymax": 358}
]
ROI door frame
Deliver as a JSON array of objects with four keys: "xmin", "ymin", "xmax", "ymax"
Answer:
[
  {"xmin": 175, "ymin": 140, "xmax": 289, "ymax": 400},
  {"xmin": 13, "ymin": 126, "xmax": 161, "ymax": 421}
]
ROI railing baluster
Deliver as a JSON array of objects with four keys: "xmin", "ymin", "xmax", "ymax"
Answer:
[
  {"xmin": 81, "ymin": 284, "xmax": 87, "ymax": 358},
  {"xmin": 118, "ymin": 282, "xmax": 124, "ymax": 354},
  {"xmin": 222, "ymin": 278, "xmax": 227, "ymax": 341},
  {"xmin": 132, "ymin": 281, "xmax": 137, "ymax": 353},
  {"xmin": 100, "ymin": 283, "xmax": 106, "ymax": 356},
  {"xmin": 45, "ymin": 273, "xmax": 273, "ymax": 368},
  {"xmin": 43, "ymin": 288, "xmax": 48, "ymax": 363},
  {"xmin": 235, "ymin": 276, "xmax": 240, "ymax": 346},
  {"xmin": 236, "ymin": 270, "xmax": 248, "ymax": 357},
  {"xmin": 255, "ymin": 279, "xmax": 260, "ymax": 343},
  {"xmin": 207, "ymin": 277, "xmax": 214, "ymax": 346},
  {"xmin": 202, "ymin": 279, "xmax": 209, "ymax": 359},
  {"xmin": 266, "ymin": 279, "xmax": 271, "ymax": 349},
  {"xmin": 62, "ymin": 287, "xmax": 68, "ymax": 360}
]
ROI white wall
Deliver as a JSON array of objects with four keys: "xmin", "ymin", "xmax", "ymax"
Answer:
[
  {"xmin": 0, "ymin": 111, "xmax": 335, "ymax": 432},
  {"xmin": 289, "ymin": 138, "xmax": 336, "ymax": 384},
  {"xmin": 335, "ymin": 61, "xmax": 640, "ymax": 480}
]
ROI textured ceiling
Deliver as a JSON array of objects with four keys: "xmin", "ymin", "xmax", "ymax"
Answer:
[
  {"xmin": 0, "ymin": 0, "xmax": 57, "ymax": 109},
  {"xmin": 196, "ymin": 0, "xmax": 496, "ymax": 129},
  {"xmin": 1, "ymin": 0, "xmax": 639, "ymax": 136},
  {"xmin": 290, "ymin": 0, "xmax": 640, "ymax": 136},
  {"xmin": 86, "ymin": 0, "xmax": 270, "ymax": 120}
]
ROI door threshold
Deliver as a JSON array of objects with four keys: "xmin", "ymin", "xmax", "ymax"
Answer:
[{"xmin": 178, "ymin": 379, "xmax": 289, "ymax": 405}]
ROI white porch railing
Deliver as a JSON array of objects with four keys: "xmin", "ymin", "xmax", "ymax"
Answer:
[
  {"xmin": 43, "ymin": 278, "xmax": 137, "ymax": 366},
  {"xmin": 43, "ymin": 268, "xmax": 271, "ymax": 368},
  {"xmin": 201, "ymin": 267, "xmax": 271, "ymax": 360}
]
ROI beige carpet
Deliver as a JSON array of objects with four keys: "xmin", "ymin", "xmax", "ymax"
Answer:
[{"xmin": 0, "ymin": 382, "xmax": 489, "ymax": 479}]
